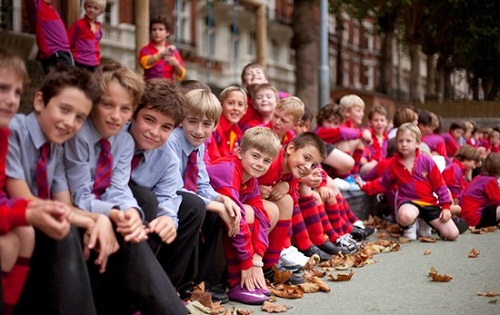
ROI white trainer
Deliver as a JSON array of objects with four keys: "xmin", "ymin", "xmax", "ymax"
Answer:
[
  {"xmin": 403, "ymin": 224, "xmax": 417, "ymax": 240},
  {"xmin": 418, "ymin": 218, "xmax": 432, "ymax": 237},
  {"xmin": 279, "ymin": 246, "xmax": 310, "ymax": 267}
]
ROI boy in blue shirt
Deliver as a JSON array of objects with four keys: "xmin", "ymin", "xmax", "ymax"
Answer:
[
  {"xmin": 64, "ymin": 62, "xmax": 187, "ymax": 314},
  {"xmin": 5, "ymin": 63, "xmax": 100, "ymax": 314},
  {"xmin": 127, "ymin": 78, "xmax": 205, "ymax": 288}
]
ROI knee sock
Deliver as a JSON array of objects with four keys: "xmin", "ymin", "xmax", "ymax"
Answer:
[
  {"xmin": 325, "ymin": 201, "xmax": 343, "ymax": 235},
  {"xmin": 263, "ymin": 219, "xmax": 291, "ymax": 269},
  {"xmin": 2, "ymin": 256, "xmax": 30, "ymax": 314},
  {"xmin": 317, "ymin": 202, "xmax": 340, "ymax": 242},
  {"xmin": 336, "ymin": 193, "xmax": 355, "ymax": 234},
  {"xmin": 290, "ymin": 204, "xmax": 313, "ymax": 251},
  {"xmin": 299, "ymin": 195, "xmax": 326, "ymax": 246}
]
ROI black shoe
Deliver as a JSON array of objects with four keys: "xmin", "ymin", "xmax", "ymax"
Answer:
[
  {"xmin": 300, "ymin": 245, "xmax": 332, "ymax": 262},
  {"xmin": 317, "ymin": 240, "xmax": 344, "ymax": 255},
  {"xmin": 263, "ymin": 267, "xmax": 305, "ymax": 285},
  {"xmin": 453, "ymin": 217, "xmax": 469, "ymax": 234},
  {"xmin": 206, "ymin": 284, "xmax": 229, "ymax": 304},
  {"xmin": 350, "ymin": 226, "xmax": 376, "ymax": 241}
]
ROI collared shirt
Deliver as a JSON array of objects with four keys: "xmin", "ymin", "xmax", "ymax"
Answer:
[
  {"xmin": 6, "ymin": 113, "xmax": 67, "ymax": 196},
  {"xmin": 130, "ymin": 143, "xmax": 183, "ymax": 227},
  {"xmin": 26, "ymin": 0, "xmax": 70, "ymax": 59},
  {"xmin": 166, "ymin": 128, "xmax": 219, "ymax": 205},
  {"xmin": 258, "ymin": 147, "xmax": 299, "ymax": 203},
  {"xmin": 442, "ymin": 158, "xmax": 467, "ymax": 199},
  {"xmin": 64, "ymin": 119, "xmax": 141, "ymax": 216},
  {"xmin": 138, "ymin": 41, "xmax": 185, "ymax": 81},
  {"xmin": 67, "ymin": 15, "xmax": 102, "ymax": 66}
]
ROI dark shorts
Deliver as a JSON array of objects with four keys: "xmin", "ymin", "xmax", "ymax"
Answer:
[
  {"xmin": 475, "ymin": 205, "xmax": 499, "ymax": 228},
  {"xmin": 40, "ymin": 50, "xmax": 74, "ymax": 74},
  {"xmin": 399, "ymin": 201, "xmax": 442, "ymax": 225},
  {"xmin": 325, "ymin": 143, "xmax": 336, "ymax": 155}
]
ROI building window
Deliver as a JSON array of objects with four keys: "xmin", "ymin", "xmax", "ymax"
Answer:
[
  {"xmin": 102, "ymin": 0, "xmax": 117, "ymax": 25},
  {"xmin": 248, "ymin": 31, "xmax": 255, "ymax": 55},
  {"xmin": 178, "ymin": 0, "xmax": 191, "ymax": 44},
  {"xmin": 0, "ymin": 0, "xmax": 13, "ymax": 30}
]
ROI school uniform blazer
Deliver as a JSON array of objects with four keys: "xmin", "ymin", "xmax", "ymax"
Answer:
[
  {"xmin": 64, "ymin": 119, "xmax": 141, "ymax": 216},
  {"xmin": 442, "ymin": 159, "xmax": 467, "ymax": 200},
  {"xmin": 130, "ymin": 143, "xmax": 183, "ymax": 228},
  {"xmin": 166, "ymin": 128, "xmax": 219, "ymax": 205},
  {"xmin": 460, "ymin": 175, "xmax": 500, "ymax": 226}
]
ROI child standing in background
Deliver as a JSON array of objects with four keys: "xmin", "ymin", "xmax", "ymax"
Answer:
[
  {"xmin": 139, "ymin": 16, "xmax": 186, "ymax": 81},
  {"xmin": 68, "ymin": 0, "xmax": 106, "ymax": 71}
]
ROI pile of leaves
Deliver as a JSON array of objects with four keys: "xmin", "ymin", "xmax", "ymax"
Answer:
[{"xmin": 185, "ymin": 282, "xmax": 252, "ymax": 315}]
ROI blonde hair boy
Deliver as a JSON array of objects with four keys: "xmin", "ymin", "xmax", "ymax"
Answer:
[
  {"xmin": 339, "ymin": 94, "xmax": 365, "ymax": 111},
  {"xmin": 240, "ymin": 127, "xmax": 281, "ymax": 158},
  {"xmin": 185, "ymin": 88, "xmax": 222, "ymax": 125},
  {"xmin": 396, "ymin": 122, "xmax": 422, "ymax": 142},
  {"xmin": 275, "ymin": 96, "xmax": 305, "ymax": 123}
]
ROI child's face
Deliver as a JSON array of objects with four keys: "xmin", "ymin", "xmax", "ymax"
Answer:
[
  {"xmin": 181, "ymin": 114, "xmax": 216, "ymax": 147},
  {"xmin": 490, "ymin": 131, "xmax": 500, "ymax": 145},
  {"xmin": 238, "ymin": 147, "xmax": 274, "ymax": 181},
  {"xmin": 344, "ymin": 106, "xmax": 364, "ymax": 125},
  {"xmin": 292, "ymin": 119, "xmax": 311, "ymax": 136},
  {"xmin": 129, "ymin": 108, "xmax": 175, "ymax": 151},
  {"xmin": 84, "ymin": 2, "xmax": 103, "ymax": 20},
  {"xmin": 322, "ymin": 115, "xmax": 341, "ymax": 129},
  {"xmin": 284, "ymin": 143, "xmax": 323, "ymax": 178},
  {"xmin": 271, "ymin": 109, "xmax": 295, "ymax": 139},
  {"xmin": 91, "ymin": 81, "xmax": 134, "ymax": 139},
  {"xmin": 451, "ymin": 128, "xmax": 464, "ymax": 140},
  {"xmin": 462, "ymin": 159, "xmax": 478, "ymax": 171},
  {"xmin": 34, "ymin": 87, "xmax": 92, "ymax": 144},
  {"xmin": 222, "ymin": 91, "xmax": 247, "ymax": 125},
  {"xmin": 242, "ymin": 67, "xmax": 267, "ymax": 89},
  {"xmin": 253, "ymin": 88, "xmax": 277, "ymax": 116},
  {"xmin": 0, "ymin": 69, "xmax": 23, "ymax": 127},
  {"xmin": 150, "ymin": 23, "xmax": 169, "ymax": 44},
  {"xmin": 369, "ymin": 113, "xmax": 388, "ymax": 134},
  {"xmin": 397, "ymin": 130, "xmax": 420, "ymax": 157}
]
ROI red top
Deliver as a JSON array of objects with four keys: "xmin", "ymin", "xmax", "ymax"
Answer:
[
  {"xmin": 67, "ymin": 16, "xmax": 102, "ymax": 67},
  {"xmin": 139, "ymin": 41, "xmax": 185, "ymax": 81},
  {"xmin": 206, "ymin": 116, "xmax": 242, "ymax": 162},
  {"xmin": 442, "ymin": 159, "xmax": 468, "ymax": 200},
  {"xmin": 460, "ymin": 175, "xmax": 500, "ymax": 226}
]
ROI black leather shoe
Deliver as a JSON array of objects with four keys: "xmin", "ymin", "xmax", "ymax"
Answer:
[
  {"xmin": 300, "ymin": 245, "xmax": 332, "ymax": 262},
  {"xmin": 177, "ymin": 282, "xmax": 229, "ymax": 304},
  {"xmin": 318, "ymin": 240, "xmax": 344, "ymax": 255}
]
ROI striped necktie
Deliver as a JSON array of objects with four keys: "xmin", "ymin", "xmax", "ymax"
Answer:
[
  {"xmin": 35, "ymin": 143, "xmax": 50, "ymax": 199},
  {"xmin": 131, "ymin": 152, "xmax": 143, "ymax": 172},
  {"xmin": 92, "ymin": 138, "xmax": 112, "ymax": 199},
  {"xmin": 183, "ymin": 149, "xmax": 198, "ymax": 193}
]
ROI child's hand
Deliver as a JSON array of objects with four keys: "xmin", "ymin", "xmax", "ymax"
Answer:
[
  {"xmin": 439, "ymin": 209, "xmax": 452, "ymax": 222},
  {"xmin": 241, "ymin": 266, "xmax": 266, "ymax": 292},
  {"xmin": 148, "ymin": 216, "xmax": 177, "ymax": 244},
  {"xmin": 85, "ymin": 214, "xmax": 119, "ymax": 273},
  {"xmin": 25, "ymin": 200, "xmax": 71, "ymax": 240},
  {"xmin": 318, "ymin": 186, "xmax": 332, "ymax": 202},
  {"xmin": 111, "ymin": 208, "xmax": 148, "ymax": 243},
  {"xmin": 269, "ymin": 182, "xmax": 290, "ymax": 201},
  {"xmin": 355, "ymin": 177, "xmax": 365, "ymax": 189},
  {"xmin": 217, "ymin": 202, "xmax": 239, "ymax": 237},
  {"xmin": 259, "ymin": 185, "xmax": 272, "ymax": 200},
  {"xmin": 362, "ymin": 129, "xmax": 373, "ymax": 145},
  {"xmin": 299, "ymin": 170, "xmax": 322, "ymax": 188}
]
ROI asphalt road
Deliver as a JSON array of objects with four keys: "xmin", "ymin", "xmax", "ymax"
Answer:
[{"xmin": 226, "ymin": 229, "xmax": 500, "ymax": 315}]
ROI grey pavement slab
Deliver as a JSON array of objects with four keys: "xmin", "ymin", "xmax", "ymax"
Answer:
[{"xmin": 226, "ymin": 230, "xmax": 500, "ymax": 314}]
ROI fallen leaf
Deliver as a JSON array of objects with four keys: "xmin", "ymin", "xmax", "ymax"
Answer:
[
  {"xmin": 419, "ymin": 237, "xmax": 437, "ymax": 243},
  {"xmin": 272, "ymin": 265, "xmax": 291, "ymax": 284},
  {"xmin": 399, "ymin": 237, "xmax": 411, "ymax": 243},
  {"xmin": 297, "ymin": 282, "xmax": 320, "ymax": 293},
  {"xmin": 468, "ymin": 248, "xmax": 480, "ymax": 258},
  {"xmin": 328, "ymin": 270, "xmax": 354, "ymax": 282},
  {"xmin": 236, "ymin": 308, "xmax": 252, "ymax": 315},
  {"xmin": 428, "ymin": 267, "xmax": 453, "ymax": 282},
  {"xmin": 261, "ymin": 301, "xmax": 289, "ymax": 313},
  {"xmin": 311, "ymin": 276, "xmax": 331, "ymax": 292},
  {"xmin": 270, "ymin": 284, "xmax": 304, "ymax": 299},
  {"xmin": 489, "ymin": 299, "xmax": 497, "ymax": 304},
  {"xmin": 471, "ymin": 226, "xmax": 497, "ymax": 234},
  {"xmin": 185, "ymin": 300, "xmax": 226, "ymax": 315},
  {"xmin": 477, "ymin": 291, "xmax": 500, "ymax": 297},
  {"xmin": 377, "ymin": 231, "xmax": 389, "ymax": 239},
  {"xmin": 424, "ymin": 249, "xmax": 431, "ymax": 255}
]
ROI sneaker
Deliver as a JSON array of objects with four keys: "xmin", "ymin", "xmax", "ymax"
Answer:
[
  {"xmin": 300, "ymin": 245, "xmax": 332, "ymax": 262},
  {"xmin": 263, "ymin": 266, "xmax": 305, "ymax": 285},
  {"xmin": 350, "ymin": 226, "xmax": 377, "ymax": 241},
  {"xmin": 206, "ymin": 284, "xmax": 229, "ymax": 304},
  {"xmin": 227, "ymin": 286, "xmax": 268, "ymax": 305},
  {"xmin": 335, "ymin": 234, "xmax": 358, "ymax": 254},
  {"xmin": 417, "ymin": 218, "xmax": 432, "ymax": 237},
  {"xmin": 280, "ymin": 246, "xmax": 310, "ymax": 267},
  {"xmin": 453, "ymin": 217, "xmax": 469, "ymax": 234},
  {"xmin": 317, "ymin": 240, "xmax": 344, "ymax": 255},
  {"xmin": 256, "ymin": 287, "xmax": 271, "ymax": 297},
  {"xmin": 403, "ymin": 224, "xmax": 417, "ymax": 240}
]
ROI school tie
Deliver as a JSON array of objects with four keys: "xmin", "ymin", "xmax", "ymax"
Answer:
[
  {"xmin": 183, "ymin": 149, "xmax": 198, "ymax": 193},
  {"xmin": 131, "ymin": 152, "xmax": 143, "ymax": 173},
  {"xmin": 35, "ymin": 143, "xmax": 50, "ymax": 200},
  {"xmin": 92, "ymin": 139, "xmax": 112, "ymax": 199}
]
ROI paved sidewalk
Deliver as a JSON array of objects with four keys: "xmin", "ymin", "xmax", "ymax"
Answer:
[{"xmin": 227, "ymin": 229, "xmax": 500, "ymax": 315}]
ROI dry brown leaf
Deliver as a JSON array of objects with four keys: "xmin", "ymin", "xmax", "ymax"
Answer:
[
  {"xmin": 375, "ymin": 239, "xmax": 392, "ymax": 247},
  {"xmin": 297, "ymin": 282, "xmax": 320, "ymax": 293},
  {"xmin": 477, "ymin": 291, "xmax": 500, "ymax": 297},
  {"xmin": 261, "ymin": 301, "xmax": 289, "ymax": 313},
  {"xmin": 190, "ymin": 290, "xmax": 213, "ymax": 308},
  {"xmin": 272, "ymin": 265, "xmax": 291, "ymax": 284},
  {"xmin": 328, "ymin": 270, "xmax": 354, "ymax": 282},
  {"xmin": 419, "ymin": 237, "xmax": 437, "ymax": 243},
  {"xmin": 311, "ymin": 276, "xmax": 331, "ymax": 292},
  {"xmin": 423, "ymin": 249, "xmax": 431, "ymax": 255},
  {"xmin": 377, "ymin": 231, "xmax": 389, "ymax": 239},
  {"xmin": 468, "ymin": 248, "xmax": 480, "ymax": 258},
  {"xmin": 270, "ymin": 284, "xmax": 304, "ymax": 299},
  {"xmin": 399, "ymin": 236, "xmax": 411, "ymax": 243},
  {"xmin": 428, "ymin": 267, "xmax": 453, "ymax": 282},
  {"xmin": 386, "ymin": 224, "xmax": 403, "ymax": 234},
  {"xmin": 471, "ymin": 226, "xmax": 497, "ymax": 234}
]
